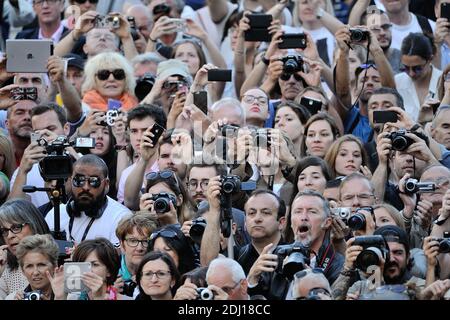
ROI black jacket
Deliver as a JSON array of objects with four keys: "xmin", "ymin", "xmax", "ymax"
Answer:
[
  {"xmin": 247, "ymin": 233, "xmax": 344, "ymax": 300},
  {"xmin": 16, "ymin": 26, "xmax": 69, "ymax": 40},
  {"xmin": 237, "ymin": 239, "xmax": 286, "ymax": 276}
]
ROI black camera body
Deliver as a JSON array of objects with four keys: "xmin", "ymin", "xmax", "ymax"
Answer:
[
  {"xmin": 150, "ymin": 192, "xmax": 177, "ymax": 214},
  {"xmin": 349, "ymin": 28, "xmax": 370, "ymax": 43},
  {"xmin": 189, "ymin": 216, "xmax": 207, "ymax": 245},
  {"xmin": 135, "ymin": 73, "xmax": 155, "ymax": 101},
  {"xmin": 436, "ymin": 232, "xmax": 450, "ymax": 254},
  {"xmin": 353, "ymin": 235, "xmax": 389, "ymax": 271},
  {"xmin": 388, "ymin": 129, "xmax": 415, "ymax": 151},
  {"xmin": 126, "ymin": 16, "xmax": 140, "ymax": 41},
  {"xmin": 275, "ymin": 242, "xmax": 310, "ymax": 280},
  {"xmin": 196, "ymin": 287, "xmax": 214, "ymax": 300},
  {"xmin": 220, "ymin": 175, "xmax": 256, "ymax": 194},
  {"xmin": 347, "ymin": 207, "xmax": 373, "ymax": 231},
  {"xmin": 220, "ymin": 124, "xmax": 240, "ymax": 137},
  {"xmin": 122, "ymin": 280, "xmax": 137, "ymax": 297},
  {"xmin": 403, "ymin": 178, "xmax": 436, "ymax": 195},
  {"xmin": 281, "ymin": 55, "xmax": 304, "ymax": 75},
  {"xmin": 23, "ymin": 291, "xmax": 41, "ymax": 300}
]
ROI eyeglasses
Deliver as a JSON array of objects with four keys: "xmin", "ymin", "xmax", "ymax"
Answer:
[
  {"xmin": 187, "ymin": 179, "xmax": 209, "ymax": 191},
  {"xmin": 142, "ymin": 270, "xmax": 172, "ymax": 280},
  {"xmin": 72, "ymin": 175, "xmax": 102, "ymax": 188},
  {"xmin": 341, "ymin": 193, "xmax": 375, "ymax": 202},
  {"xmin": 146, "ymin": 170, "xmax": 180, "ymax": 190},
  {"xmin": 74, "ymin": 0, "xmax": 99, "ymax": 4},
  {"xmin": 33, "ymin": 0, "xmax": 61, "ymax": 6},
  {"xmin": 399, "ymin": 63, "xmax": 427, "ymax": 74},
  {"xmin": 280, "ymin": 73, "xmax": 303, "ymax": 81},
  {"xmin": 242, "ymin": 95, "xmax": 268, "ymax": 105},
  {"xmin": 220, "ymin": 281, "xmax": 240, "ymax": 294},
  {"xmin": 162, "ymin": 80, "xmax": 188, "ymax": 91},
  {"xmin": 150, "ymin": 229, "xmax": 179, "ymax": 241},
  {"xmin": 295, "ymin": 287, "xmax": 332, "ymax": 300},
  {"xmin": 1, "ymin": 223, "xmax": 27, "ymax": 237},
  {"xmin": 124, "ymin": 238, "xmax": 149, "ymax": 248},
  {"xmin": 96, "ymin": 69, "xmax": 126, "ymax": 81},
  {"xmin": 369, "ymin": 23, "xmax": 392, "ymax": 32}
]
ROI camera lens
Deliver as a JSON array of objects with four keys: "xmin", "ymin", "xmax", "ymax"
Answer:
[
  {"xmin": 283, "ymin": 59, "xmax": 298, "ymax": 74},
  {"xmin": 404, "ymin": 179, "xmax": 417, "ymax": 193},
  {"xmin": 283, "ymin": 252, "xmax": 308, "ymax": 280},
  {"xmin": 439, "ymin": 239, "xmax": 450, "ymax": 253},
  {"xmin": 356, "ymin": 247, "xmax": 383, "ymax": 271},
  {"xmin": 222, "ymin": 180, "xmax": 236, "ymax": 194},
  {"xmin": 348, "ymin": 213, "xmax": 366, "ymax": 231},
  {"xmin": 189, "ymin": 219, "xmax": 206, "ymax": 244},
  {"xmin": 391, "ymin": 136, "xmax": 408, "ymax": 151},
  {"xmin": 154, "ymin": 198, "xmax": 170, "ymax": 213},
  {"xmin": 351, "ymin": 30, "xmax": 364, "ymax": 42},
  {"xmin": 200, "ymin": 288, "xmax": 214, "ymax": 300}
]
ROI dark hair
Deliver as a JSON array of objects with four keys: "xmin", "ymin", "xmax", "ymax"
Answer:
[
  {"xmin": 246, "ymin": 189, "xmax": 286, "ymax": 220},
  {"xmin": 180, "ymin": 266, "xmax": 208, "ymax": 288},
  {"xmin": 127, "ymin": 103, "xmax": 167, "ymax": 129},
  {"xmin": 72, "ymin": 237, "xmax": 120, "ymax": 286},
  {"xmin": 135, "ymin": 251, "xmax": 180, "ymax": 300},
  {"xmin": 186, "ymin": 155, "xmax": 228, "ymax": 181},
  {"xmin": 73, "ymin": 154, "xmax": 109, "ymax": 179},
  {"xmin": 171, "ymin": 41, "xmax": 207, "ymax": 75},
  {"xmin": 275, "ymin": 101, "xmax": 311, "ymax": 125},
  {"xmin": 301, "ymin": 113, "xmax": 341, "ymax": 156},
  {"xmin": 355, "ymin": 60, "xmax": 377, "ymax": 79},
  {"xmin": 0, "ymin": 199, "xmax": 50, "ymax": 270},
  {"xmin": 31, "ymin": 102, "xmax": 67, "ymax": 127},
  {"xmin": 401, "ymin": 32, "xmax": 435, "ymax": 60},
  {"xmin": 371, "ymin": 87, "xmax": 405, "ymax": 110},
  {"xmin": 325, "ymin": 178, "xmax": 343, "ymax": 189},
  {"xmin": 148, "ymin": 224, "xmax": 197, "ymax": 275}
]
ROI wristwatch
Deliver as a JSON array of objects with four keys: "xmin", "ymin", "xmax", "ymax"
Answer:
[{"xmin": 261, "ymin": 55, "xmax": 270, "ymax": 66}]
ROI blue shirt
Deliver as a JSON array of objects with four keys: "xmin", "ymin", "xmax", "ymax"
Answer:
[
  {"xmin": 344, "ymin": 104, "xmax": 373, "ymax": 143},
  {"xmin": 441, "ymin": 43, "xmax": 450, "ymax": 71}
]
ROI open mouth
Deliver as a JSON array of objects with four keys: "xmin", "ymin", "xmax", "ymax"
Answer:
[{"xmin": 298, "ymin": 225, "xmax": 310, "ymax": 234}]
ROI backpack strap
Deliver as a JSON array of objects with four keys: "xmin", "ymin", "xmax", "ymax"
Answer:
[{"xmin": 415, "ymin": 14, "xmax": 433, "ymax": 35}]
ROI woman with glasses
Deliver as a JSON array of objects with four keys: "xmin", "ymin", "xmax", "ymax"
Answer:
[
  {"xmin": 114, "ymin": 213, "xmax": 157, "ymax": 297},
  {"xmin": 6, "ymin": 234, "xmax": 62, "ymax": 300},
  {"xmin": 0, "ymin": 199, "xmax": 51, "ymax": 300},
  {"xmin": 324, "ymin": 135, "xmax": 370, "ymax": 178},
  {"xmin": 148, "ymin": 224, "xmax": 197, "ymax": 276},
  {"xmin": 140, "ymin": 169, "xmax": 196, "ymax": 226},
  {"xmin": 135, "ymin": 251, "xmax": 180, "ymax": 300},
  {"xmin": 395, "ymin": 32, "xmax": 443, "ymax": 122},
  {"xmin": 82, "ymin": 52, "xmax": 138, "ymax": 111},
  {"xmin": 69, "ymin": 238, "xmax": 128, "ymax": 300},
  {"xmin": 301, "ymin": 113, "xmax": 340, "ymax": 158},
  {"xmin": 241, "ymin": 88, "xmax": 270, "ymax": 128}
]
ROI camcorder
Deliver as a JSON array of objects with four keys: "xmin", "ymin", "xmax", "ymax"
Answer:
[
  {"xmin": 402, "ymin": 178, "xmax": 436, "ymax": 195},
  {"xmin": 135, "ymin": 73, "xmax": 155, "ymax": 101},
  {"xmin": 149, "ymin": 192, "xmax": 177, "ymax": 214},
  {"xmin": 281, "ymin": 55, "xmax": 304, "ymax": 75},
  {"xmin": 275, "ymin": 242, "xmax": 311, "ymax": 280},
  {"xmin": 353, "ymin": 235, "xmax": 389, "ymax": 272},
  {"xmin": 387, "ymin": 129, "xmax": 415, "ymax": 151},
  {"xmin": 23, "ymin": 291, "xmax": 41, "ymax": 300},
  {"xmin": 94, "ymin": 15, "xmax": 120, "ymax": 29},
  {"xmin": 347, "ymin": 207, "xmax": 374, "ymax": 231},
  {"xmin": 196, "ymin": 287, "xmax": 214, "ymax": 300},
  {"xmin": 331, "ymin": 207, "xmax": 352, "ymax": 223},
  {"xmin": 349, "ymin": 28, "xmax": 370, "ymax": 43},
  {"xmin": 122, "ymin": 280, "xmax": 137, "ymax": 297},
  {"xmin": 435, "ymin": 232, "xmax": 450, "ymax": 254},
  {"xmin": 189, "ymin": 216, "xmax": 207, "ymax": 245},
  {"xmin": 37, "ymin": 136, "xmax": 95, "ymax": 180},
  {"xmin": 10, "ymin": 87, "xmax": 37, "ymax": 101}
]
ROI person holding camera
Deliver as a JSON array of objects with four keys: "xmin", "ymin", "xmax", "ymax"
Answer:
[
  {"xmin": 45, "ymin": 154, "xmax": 131, "ymax": 247},
  {"xmin": 0, "ymin": 199, "xmax": 51, "ymax": 300},
  {"xmin": 114, "ymin": 212, "xmax": 157, "ymax": 298},
  {"xmin": 246, "ymin": 190, "xmax": 344, "ymax": 300},
  {"xmin": 6, "ymin": 234, "xmax": 63, "ymax": 300},
  {"xmin": 430, "ymin": 187, "xmax": 450, "ymax": 280}
]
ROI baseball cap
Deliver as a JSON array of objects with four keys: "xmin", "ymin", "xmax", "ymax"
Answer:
[
  {"xmin": 156, "ymin": 59, "xmax": 192, "ymax": 83},
  {"xmin": 374, "ymin": 225, "xmax": 409, "ymax": 253},
  {"xmin": 63, "ymin": 53, "xmax": 85, "ymax": 71}
]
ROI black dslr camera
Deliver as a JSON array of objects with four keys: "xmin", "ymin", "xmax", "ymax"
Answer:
[
  {"xmin": 122, "ymin": 280, "xmax": 137, "ymax": 297},
  {"xmin": 37, "ymin": 136, "xmax": 95, "ymax": 180},
  {"xmin": 135, "ymin": 73, "xmax": 155, "ymax": 101},
  {"xmin": 403, "ymin": 178, "xmax": 436, "ymax": 195},
  {"xmin": 275, "ymin": 242, "xmax": 310, "ymax": 280},
  {"xmin": 150, "ymin": 192, "xmax": 177, "ymax": 214},
  {"xmin": 387, "ymin": 129, "xmax": 415, "ymax": 151},
  {"xmin": 23, "ymin": 291, "xmax": 41, "ymax": 300},
  {"xmin": 281, "ymin": 55, "xmax": 304, "ymax": 75},
  {"xmin": 436, "ymin": 232, "xmax": 450, "ymax": 254},
  {"xmin": 353, "ymin": 235, "xmax": 389, "ymax": 271},
  {"xmin": 196, "ymin": 287, "xmax": 214, "ymax": 300},
  {"xmin": 189, "ymin": 216, "xmax": 207, "ymax": 245},
  {"xmin": 347, "ymin": 207, "xmax": 374, "ymax": 231},
  {"xmin": 349, "ymin": 28, "xmax": 370, "ymax": 43},
  {"xmin": 220, "ymin": 175, "xmax": 257, "ymax": 194}
]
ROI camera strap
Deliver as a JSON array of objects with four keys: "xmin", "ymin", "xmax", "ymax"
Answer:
[
  {"xmin": 68, "ymin": 216, "xmax": 96, "ymax": 242},
  {"xmin": 267, "ymin": 175, "xmax": 274, "ymax": 191}
]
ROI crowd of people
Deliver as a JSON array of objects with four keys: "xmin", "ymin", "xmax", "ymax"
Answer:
[{"xmin": 0, "ymin": 0, "xmax": 449, "ymax": 301}]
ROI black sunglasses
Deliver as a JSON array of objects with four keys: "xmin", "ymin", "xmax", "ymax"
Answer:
[
  {"xmin": 96, "ymin": 69, "xmax": 126, "ymax": 81},
  {"xmin": 146, "ymin": 170, "xmax": 180, "ymax": 189},
  {"xmin": 72, "ymin": 175, "xmax": 102, "ymax": 188},
  {"xmin": 150, "ymin": 229, "xmax": 179, "ymax": 241},
  {"xmin": 280, "ymin": 73, "xmax": 303, "ymax": 81},
  {"xmin": 74, "ymin": 0, "xmax": 98, "ymax": 3}
]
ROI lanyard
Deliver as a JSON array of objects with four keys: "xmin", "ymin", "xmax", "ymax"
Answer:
[{"xmin": 69, "ymin": 216, "xmax": 96, "ymax": 242}]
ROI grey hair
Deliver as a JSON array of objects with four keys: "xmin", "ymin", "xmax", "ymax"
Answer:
[
  {"xmin": 293, "ymin": 190, "xmax": 331, "ymax": 217},
  {"xmin": 172, "ymin": 0, "xmax": 185, "ymax": 14},
  {"xmin": 131, "ymin": 53, "xmax": 165, "ymax": 71},
  {"xmin": 0, "ymin": 199, "xmax": 50, "ymax": 235},
  {"xmin": 206, "ymin": 257, "xmax": 246, "ymax": 284},
  {"xmin": 293, "ymin": 0, "xmax": 335, "ymax": 27},
  {"xmin": 292, "ymin": 271, "xmax": 332, "ymax": 298},
  {"xmin": 210, "ymin": 98, "xmax": 245, "ymax": 124},
  {"xmin": 16, "ymin": 234, "xmax": 59, "ymax": 268}
]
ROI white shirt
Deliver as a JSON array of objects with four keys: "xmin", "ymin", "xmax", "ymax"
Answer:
[
  {"xmin": 10, "ymin": 163, "xmax": 48, "ymax": 208},
  {"xmin": 390, "ymin": 13, "xmax": 436, "ymax": 51},
  {"xmin": 395, "ymin": 65, "xmax": 442, "ymax": 121},
  {"xmin": 38, "ymin": 23, "xmax": 65, "ymax": 44},
  {"xmin": 45, "ymin": 196, "xmax": 131, "ymax": 246},
  {"xmin": 117, "ymin": 160, "xmax": 159, "ymax": 204}
]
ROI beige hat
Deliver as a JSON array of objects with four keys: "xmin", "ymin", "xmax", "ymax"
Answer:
[{"xmin": 156, "ymin": 59, "xmax": 192, "ymax": 83}]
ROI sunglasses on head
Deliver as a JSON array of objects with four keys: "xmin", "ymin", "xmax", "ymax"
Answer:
[
  {"xmin": 72, "ymin": 175, "xmax": 102, "ymax": 188},
  {"xmin": 150, "ymin": 229, "xmax": 179, "ymax": 241},
  {"xmin": 96, "ymin": 69, "xmax": 126, "ymax": 81},
  {"xmin": 146, "ymin": 170, "xmax": 180, "ymax": 190},
  {"xmin": 280, "ymin": 73, "xmax": 303, "ymax": 81},
  {"xmin": 294, "ymin": 268, "xmax": 324, "ymax": 280}
]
